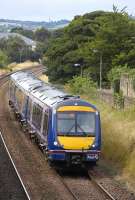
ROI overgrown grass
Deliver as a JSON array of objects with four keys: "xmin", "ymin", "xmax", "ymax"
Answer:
[
  {"xmin": 92, "ymin": 99, "xmax": 135, "ymax": 189},
  {"xmin": 0, "ymin": 61, "xmax": 39, "ymax": 75},
  {"xmin": 65, "ymin": 77, "xmax": 135, "ymax": 187}
]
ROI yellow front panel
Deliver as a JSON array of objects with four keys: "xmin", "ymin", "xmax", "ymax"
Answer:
[
  {"xmin": 57, "ymin": 106, "xmax": 96, "ymax": 112},
  {"xmin": 57, "ymin": 136, "xmax": 95, "ymax": 150}
]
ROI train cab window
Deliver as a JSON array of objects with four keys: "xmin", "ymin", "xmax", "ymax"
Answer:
[
  {"xmin": 77, "ymin": 112, "xmax": 95, "ymax": 134},
  {"xmin": 43, "ymin": 113, "xmax": 48, "ymax": 136},
  {"xmin": 32, "ymin": 104, "xmax": 43, "ymax": 131},
  {"xmin": 57, "ymin": 112, "xmax": 75, "ymax": 135},
  {"xmin": 57, "ymin": 112, "xmax": 95, "ymax": 136}
]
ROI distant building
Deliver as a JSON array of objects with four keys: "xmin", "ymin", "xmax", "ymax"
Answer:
[{"xmin": 0, "ymin": 33, "xmax": 36, "ymax": 50}]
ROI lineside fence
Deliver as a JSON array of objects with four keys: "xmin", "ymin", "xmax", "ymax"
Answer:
[{"xmin": 98, "ymin": 89, "xmax": 135, "ymax": 109}]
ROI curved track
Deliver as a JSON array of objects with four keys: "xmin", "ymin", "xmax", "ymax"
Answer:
[
  {"xmin": 0, "ymin": 66, "xmax": 43, "ymax": 200},
  {"xmin": 0, "ymin": 70, "xmax": 34, "ymax": 200}
]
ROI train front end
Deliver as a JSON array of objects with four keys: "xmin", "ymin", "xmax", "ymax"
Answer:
[{"xmin": 48, "ymin": 100, "xmax": 101, "ymax": 166}]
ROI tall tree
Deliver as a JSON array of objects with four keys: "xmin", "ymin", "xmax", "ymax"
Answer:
[
  {"xmin": 45, "ymin": 10, "xmax": 135, "ymax": 85},
  {"xmin": 34, "ymin": 28, "xmax": 51, "ymax": 42}
]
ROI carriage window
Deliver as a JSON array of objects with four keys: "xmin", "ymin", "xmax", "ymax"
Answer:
[
  {"xmin": 27, "ymin": 99, "xmax": 32, "ymax": 121},
  {"xmin": 32, "ymin": 104, "xmax": 43, "ymax": 131},
  {"xmin": 43, "ymin": 113, "xmax": 48, "ymax": 136},
  {"xmin": 16, "ymin": 88, "xmax": 24, "ymax": 111},
  {"xmin": 9, "ymin": 81, "xmax": 14, "ymax": 98}
]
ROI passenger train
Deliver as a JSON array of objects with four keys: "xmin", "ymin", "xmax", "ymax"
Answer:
[{"xmin": 9, "ymin": 71, "xmax": 101, "ymax": 166}]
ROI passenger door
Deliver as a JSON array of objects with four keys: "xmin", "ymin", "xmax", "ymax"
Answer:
[{"xmin": 42, "ymin": 111, "xmax": 49, "ymax": 143}]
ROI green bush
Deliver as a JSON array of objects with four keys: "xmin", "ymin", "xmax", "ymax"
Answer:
[
  {"xmin": 67, "ymin": 75, "xmax": 97, "ymax": 97},
  {"xmin": 113, "ymin": 91, "xmax": 124, "ymax": 109}
]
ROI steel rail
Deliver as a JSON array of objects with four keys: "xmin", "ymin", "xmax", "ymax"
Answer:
[
  {"xmin": 55, "ymin": 171, "xmax": 79, "ymax": 200},
  {"xmin": 88, "ymin": 170, "xmax": 116, "ymax": 200},
  {"xmin": 0, "ymin": 131, "xmax": 31, "ymax": 200}
]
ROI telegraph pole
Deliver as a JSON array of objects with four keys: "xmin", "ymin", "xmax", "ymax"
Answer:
[{"xmin": 99, "ymin": 53, "xmax": 102, "ymax": 91}]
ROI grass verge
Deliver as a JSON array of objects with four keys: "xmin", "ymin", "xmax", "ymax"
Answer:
[
  {"xmin": 0, "ymin": 61, "xmax": 40, "ymax": 75},
  {"xmin": 84, "ymin": 96, "xmax": 135, "ymax": 192}
]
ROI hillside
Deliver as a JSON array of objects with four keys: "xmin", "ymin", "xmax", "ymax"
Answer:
[{"xmin": 0, "ymin": 19, "xmax": 70, "ymax": 32}]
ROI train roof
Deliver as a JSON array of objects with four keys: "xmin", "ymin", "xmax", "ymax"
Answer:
[{"xmin": 10, "ymin": 71, "xmax": 83, "ymax": 108}]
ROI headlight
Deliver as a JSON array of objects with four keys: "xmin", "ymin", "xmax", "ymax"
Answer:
[
  {"xmin": 92, "ymin": 144, "xmax": 96, "ymax": 148},
  {"xmin": 54, "ymin": 141, "xmax": 58, "ymax": 146}
]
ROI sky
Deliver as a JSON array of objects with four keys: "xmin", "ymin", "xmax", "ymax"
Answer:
[{"xmin": 0, "ymin": 0, "xmax": 135, "ymax": 21}]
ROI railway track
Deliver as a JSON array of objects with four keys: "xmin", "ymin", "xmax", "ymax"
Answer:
[
  {"xmin": 55, "ymin": 167, "xmax": 135, "ymax": 200},
  {"xmin": 88, "ymin": 170, "xmax": 115, "ymax": 200},
  {"xmin": 0, "ymin": 131, "xmax": 30, "ymax": 200},
  {"xmin": 0, "ymin": 66, "xmax": 43, "ymax": 200},
  {"xmin": 56, "ymin": 169, "xmax": 116, "ymax": 200}
]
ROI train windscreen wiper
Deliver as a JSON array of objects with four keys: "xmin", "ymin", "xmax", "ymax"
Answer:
[
  {"xmin": 76, "ymin": 124, "xmax": 87, "ymax": 136},
  {"xmin": 64, "ymin": 124, "xmax": 75, "ymax": 136}
]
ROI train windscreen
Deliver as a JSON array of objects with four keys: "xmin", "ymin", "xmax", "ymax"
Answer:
[{"xmin": 57, "ymin": 112, "xmax": 95, "ymax": 136}]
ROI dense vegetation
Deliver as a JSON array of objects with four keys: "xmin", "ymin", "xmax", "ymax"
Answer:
[
  {"xmin": 11, "ymin": 27, "xmax": 52, "ymax": 60},
  {"xmin": 0, "ymin": 26, "xmax": 52, "ymax": 67},
  {"xmin": 0, "ymin": 36, "xmax": 41, "ymax": 65},
  {"xmin": 44, "ymin": 9, "xmax": 135, "ymax": 86},
  {"xmin": 11, "ymin": 27, "xmax": 51, "ymax": 42},
  {"xmin": 11, "ymin": 27, "xmax": 34, "ymax": 39}
]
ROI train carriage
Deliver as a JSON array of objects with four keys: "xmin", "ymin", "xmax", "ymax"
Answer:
[{"xmin": 9, "ymin": 71, "xmax": 101, "ymax": 166}]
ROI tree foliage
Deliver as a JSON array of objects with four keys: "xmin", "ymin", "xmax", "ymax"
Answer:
[
  {"xmin": 11, "ymin": 27, "xmax": 34, "ymax": 39},
  {"xmin": 44, "ymin": 9, "xmax": 135, "ymax": 85},
  {"xmin": 0, "ymin": 50, "xmax": 8, "ymax": 68},
  {"xmin": 0, "ymin": 36, "xmax": 40, "ymax": 64},
  {"xmin": 34, "ymin": 28, "xmax": 51, "ymax": 42}
]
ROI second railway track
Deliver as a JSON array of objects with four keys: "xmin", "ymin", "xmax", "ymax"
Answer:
[
  {"xmin": 0, "ymin": 66, "xmax": 44, "ymax": 200},
  {"xmin": 0, "ymin": 131, "xmax": 30, "ymax": 200}
]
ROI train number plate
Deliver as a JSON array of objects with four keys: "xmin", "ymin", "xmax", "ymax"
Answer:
[{"xmin": 87, "ymin": 154, "xmax": 97, "ymax": 159}]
